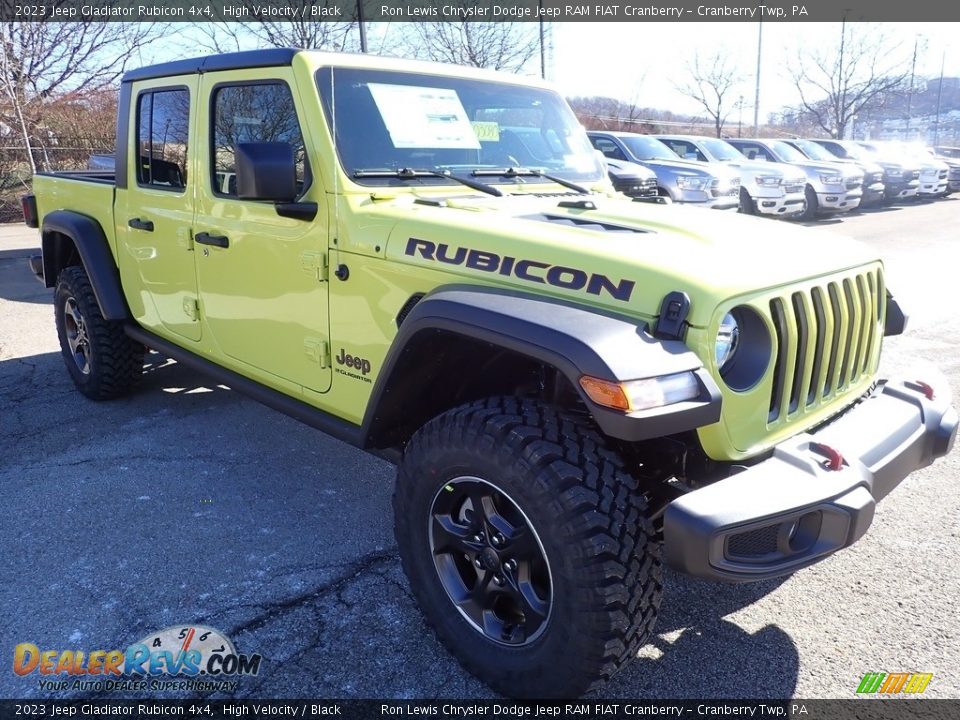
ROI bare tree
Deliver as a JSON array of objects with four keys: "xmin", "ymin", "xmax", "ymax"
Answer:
[
  {"xmin": 407, "ymin": 3, "xmax": 539, "ymax": 72},
  {"xmin": 676, "ymin": 51, "xmax": 740, "ymax": 138},
  {"xmin": 790, "ymin": 23, "xmax": 909, "ymax": 139},
  {"xmin": 196, "ymin": 3, "xmax": 360, "ymax": 54},
  {"xmin": 0, "ymin": 16, "xmax": 160, "ymax": 174}
]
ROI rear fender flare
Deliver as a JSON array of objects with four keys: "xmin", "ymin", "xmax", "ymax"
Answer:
[{"xmin": 41, "ymin": 210, "xmax": 129, "ymax": 321}]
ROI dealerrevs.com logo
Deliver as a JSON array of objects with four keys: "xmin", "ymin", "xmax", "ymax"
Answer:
[{"xmin": 13, "ymin": 625, "xmax": 262, "ymax": 693}]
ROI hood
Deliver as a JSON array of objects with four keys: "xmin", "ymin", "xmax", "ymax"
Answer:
[
  {"xmin": 727, "ymin": 159, "xmax": 806, "ymax": 181},
  {"xmin": 358, "ymin": 192, "xmax": 879, "ymax": 328},
  {"xmin": 636, "ymin": 156, "xmax": 732, "ymax": 179},
  {"xmin": 605, "ymin": 158, "xmax": 657, "ymax": 182},
  {"xmin": 784, "ymin": 159, "xmax": 861, "ymax": 178}
]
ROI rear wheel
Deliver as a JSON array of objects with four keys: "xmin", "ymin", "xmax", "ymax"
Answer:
[
  {"xmin": 55, "ymin": 266, "xmax": 143, "ymax": 400},
  {"xmin": 394, "ymin": 397, "xmax": 662, "ymax": 698}
]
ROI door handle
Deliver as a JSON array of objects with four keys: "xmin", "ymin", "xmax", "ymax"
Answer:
[
  {"xmin": 194, "ymin": 232, "xmax": 230, "ymax": 249},
  {"xmin": 128, "ymin": 218, "xmax": 154, "ymax": 232}
]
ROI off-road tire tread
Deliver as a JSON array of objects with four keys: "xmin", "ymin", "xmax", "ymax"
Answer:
[
  {"xmin": 394, "ymin": 397, "xmax": 663, "ymax": 698},
  {"xmin": 55, "ymin": 266, "xmax": 143, "ymax": 400}
]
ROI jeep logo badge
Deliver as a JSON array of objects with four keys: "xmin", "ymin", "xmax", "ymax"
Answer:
[{"xmin": 336, "ymin": 349, "xmax": 372, "ymax": 376}]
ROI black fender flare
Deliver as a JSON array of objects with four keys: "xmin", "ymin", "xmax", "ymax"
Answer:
[
  {"xmin": 361, "ymin": 286, "xmax": 721, "ymax": 446},
  {"xmin": 41, "ymin": 210, "xmax": 130, "ymax": 321}
]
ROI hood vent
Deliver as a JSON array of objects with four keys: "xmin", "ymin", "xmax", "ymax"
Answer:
[{"xmin": 521, "ymin": 213, "xmax": 651, "ymax": 235}]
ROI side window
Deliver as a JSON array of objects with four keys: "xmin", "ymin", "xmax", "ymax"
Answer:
[
  {"xmin": 681, "ymin": 142, "xmax": 707, "ymax": 162},
  {"xmin": 590, "ymin": 137, "xmax": 626, "ymax": 161},
  {"xmin": 736, "ymin": 144, "xmax": 770, "ymax": 162},
  {"xmin": 136, "ymin": 88, "xmax": 190, "ymax": 190},
  {"xmin": 211, "ymin": 82, "xmax": 308, "ymax": 197}
]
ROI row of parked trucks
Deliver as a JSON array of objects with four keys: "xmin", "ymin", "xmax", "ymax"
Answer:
[{"xmin": 594, "ymin": 131, "xmax": 959, "ymax": 221}]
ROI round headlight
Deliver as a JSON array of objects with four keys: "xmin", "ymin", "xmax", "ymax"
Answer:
[{"xmin": 715, "ymin": 312, "xmax": 740, "ymax": 369}]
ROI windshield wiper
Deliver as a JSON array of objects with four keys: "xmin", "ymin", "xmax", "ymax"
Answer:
[
  {"xmin": 471, "ymin": 167, "xmax": 590, "ymax": 195},
  {"xmin": 352, "ymin": 167, "xmax": 503, "ymax": 197}
]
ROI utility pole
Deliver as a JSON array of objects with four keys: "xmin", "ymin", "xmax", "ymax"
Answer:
[
  {"xmin": 357, "ymin": 0, "xmax": 368, "ymax": 53},
  {"xmin": 539, "ymin": 1, "xmax": 546, "ymax": 79},
  {"xmin": 838, "ymin": 13, "xmax": 847, "ymax": 138},
  {"xmin": 934, "ymin": 50, "xmax": 945, "ymax": 147},
  {"xmin": 905, "ymin": 35, "xmax": 919, "ymax": 139},
  {"xmin": 753, "ymin": 21, "xmax": 762, "ymax": 136}
]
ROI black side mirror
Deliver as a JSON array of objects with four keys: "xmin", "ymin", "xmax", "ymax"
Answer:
[{"xmin": 236, "ymin": 142, "xmax": 297, "ymax": 201}]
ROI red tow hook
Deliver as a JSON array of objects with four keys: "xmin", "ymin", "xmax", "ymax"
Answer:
[
  {"xmin": 811, "ymin": 442, "xmax": 845, "ymax": 471},
  {"xmin": 910, "ymin": 380, "xmax": 935, "ymax": 400}
]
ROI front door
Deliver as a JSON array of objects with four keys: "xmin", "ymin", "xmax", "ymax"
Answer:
[
  {"xmin": 193, "ymin": 69, "xmax": 331, "ymax": 393},
  {"xmin": 115, "ymin": 79, "xmax": 201, "ymax": 341}
]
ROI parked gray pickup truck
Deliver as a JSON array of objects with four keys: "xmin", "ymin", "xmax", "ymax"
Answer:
[{"xmin": 588, "ymin": 131, "xmax": 740, "ymax": 209}]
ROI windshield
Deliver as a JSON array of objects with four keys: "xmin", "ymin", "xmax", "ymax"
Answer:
[
  {"xmin": 769, "ymin": 141, "xmax": 807, "ymax": 163},
  {"xmin": 790, "ymin": 139, "xmax": 836, "ymax": 162},
  {"xmin": 619, "ymin": 135, "xmax": 680, "ymax": 161},
  {"xmin": 700, "ymin": 138, "xmax": 744, "ymax": 161},
  {"xmin": 316, "ymin": 67, "xmax": 604, "ymax": 186}
]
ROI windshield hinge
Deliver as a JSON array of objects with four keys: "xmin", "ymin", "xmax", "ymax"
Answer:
[
  {"xmin": 182, "ymin": 297, "xmax": 200, "ymax": 321},
  {"xmin": 304, "ymin": 338, "xmax": 330, "ymax": 368},
  {"xmin": 301, "ymin": 251, "xmax": 328, "ymax": 282}
]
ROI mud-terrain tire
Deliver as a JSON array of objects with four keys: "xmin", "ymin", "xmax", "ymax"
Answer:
[
  {"xmin": 394, "ymin": 397, "xmax": 662, "ymax": 698},
  {"xmin": 54, "ymin": 266, "xmax": 143, "ymax": 400}
]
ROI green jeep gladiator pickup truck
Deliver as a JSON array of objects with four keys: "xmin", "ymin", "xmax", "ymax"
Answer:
[{"xmin": 21, "ymin": 49, "xmax": 958, "ymax": 698}]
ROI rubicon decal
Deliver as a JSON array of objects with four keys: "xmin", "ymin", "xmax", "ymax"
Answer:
[
  {"xmin": 405, "ymin": 238, "xmax": 636, "ymax": 302},
  {"xmin": 13, "ymin": 625, "xmax": 261, "ymax": 693}
]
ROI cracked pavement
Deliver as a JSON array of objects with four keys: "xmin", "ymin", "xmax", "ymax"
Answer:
[{"xmin": 1, "ymin": 200, "xmax": 959, "ymax": 700}]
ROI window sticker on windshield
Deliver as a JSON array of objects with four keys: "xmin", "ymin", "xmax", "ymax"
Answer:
[
  {"xmin": 471, "ymin": 121, "xmax": 500, "ymax": 142},
  {"xmin": 367, "ymin": 83, "xmax": 481, "ymax": 150},
  {"xmin": 564, "ymin": 153, "xmax": 597, "ymax": 172}
]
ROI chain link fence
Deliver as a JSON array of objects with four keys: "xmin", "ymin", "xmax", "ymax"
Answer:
[{"xmin": 1, "ymin": 142, "xmax": 113, "ymax": 224}]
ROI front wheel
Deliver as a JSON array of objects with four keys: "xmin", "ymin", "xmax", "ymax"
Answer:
[
  {"xmin": 738, "ymin": 187, "xmax": 756, "ymax": 215},
  {"xmin": 394, "ymin": 397, "xmax": 662, "ymax": 698},
  {"xmin": 801, "ymin": 185, "xmax": 819, "ymax": 220}
]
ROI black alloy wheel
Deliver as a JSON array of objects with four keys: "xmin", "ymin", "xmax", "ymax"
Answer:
[{"xmin": 428, "ymin": 475, "xmax": 552, "ymax": 646}]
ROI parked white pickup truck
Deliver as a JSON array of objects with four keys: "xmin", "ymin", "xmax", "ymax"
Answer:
[{"xmin": 655, "ymin": 135, "xmax": 807, "ymax": 219}]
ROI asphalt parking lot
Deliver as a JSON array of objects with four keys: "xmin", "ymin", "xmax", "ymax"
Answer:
[{"xmin": 1, "ymin": 198, "xmax": 959, "ymax": 700}]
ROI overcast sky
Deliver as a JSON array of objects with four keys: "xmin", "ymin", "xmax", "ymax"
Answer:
[{"xmin": 550, "ymin": 22, "xmax": 960, "ymax": 119}]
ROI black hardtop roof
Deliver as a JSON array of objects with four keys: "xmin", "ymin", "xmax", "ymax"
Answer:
[{"xmin": 122, "ymin": 48, "xmax": 298, "ymax": 84}]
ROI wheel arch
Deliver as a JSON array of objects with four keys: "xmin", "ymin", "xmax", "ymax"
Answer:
[
  {"xmin": 41, "ymin": 210, "xmax": 130, "ymax": 321},
  {"xmin": 361, "ymin": 286, "xmax": 721, "ymax": 452}
]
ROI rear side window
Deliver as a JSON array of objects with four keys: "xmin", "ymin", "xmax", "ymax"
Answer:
[
  {"xmin": 136, "ymin": 89, "xmax": 190, "ymax": 190},
  {"xmin": 211, "ymin": 82, "xmax": 308, "ymax": 197}
]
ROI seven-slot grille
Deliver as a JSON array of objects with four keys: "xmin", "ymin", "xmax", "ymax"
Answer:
[{"xmin": 767, "ymin": 268, "xmax": 884, "ymax": 424}]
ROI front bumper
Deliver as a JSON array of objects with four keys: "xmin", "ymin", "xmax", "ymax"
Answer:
[
  {"xmin": 664, "ymin": 379, "xmax": 957, "ymax": 582},
  {"xmin": 861, "ymin": 182, "xmax": 886, "ymax": 205},
  {"xmin": 753, "ymin": 192, "xmax": 806, "ymax": 217},
  {"xmin": 816, "ymin": 187, "xmax": 862, "ymax": 213},
  {"xmin": 885, "ymin": 179, "xmax": 920, "ymax": 200},
  {"xmin": 674, "ymin": 187, "xmax": 739, "ymax": 210},
  {"xmin": 918, "ymin": 177, "xmax": 948, "ymax": 196}
]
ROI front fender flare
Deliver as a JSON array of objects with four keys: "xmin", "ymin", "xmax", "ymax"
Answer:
[{"xmin": 361, "ymin": 286, "xmax": 721, "ymax": 446}]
